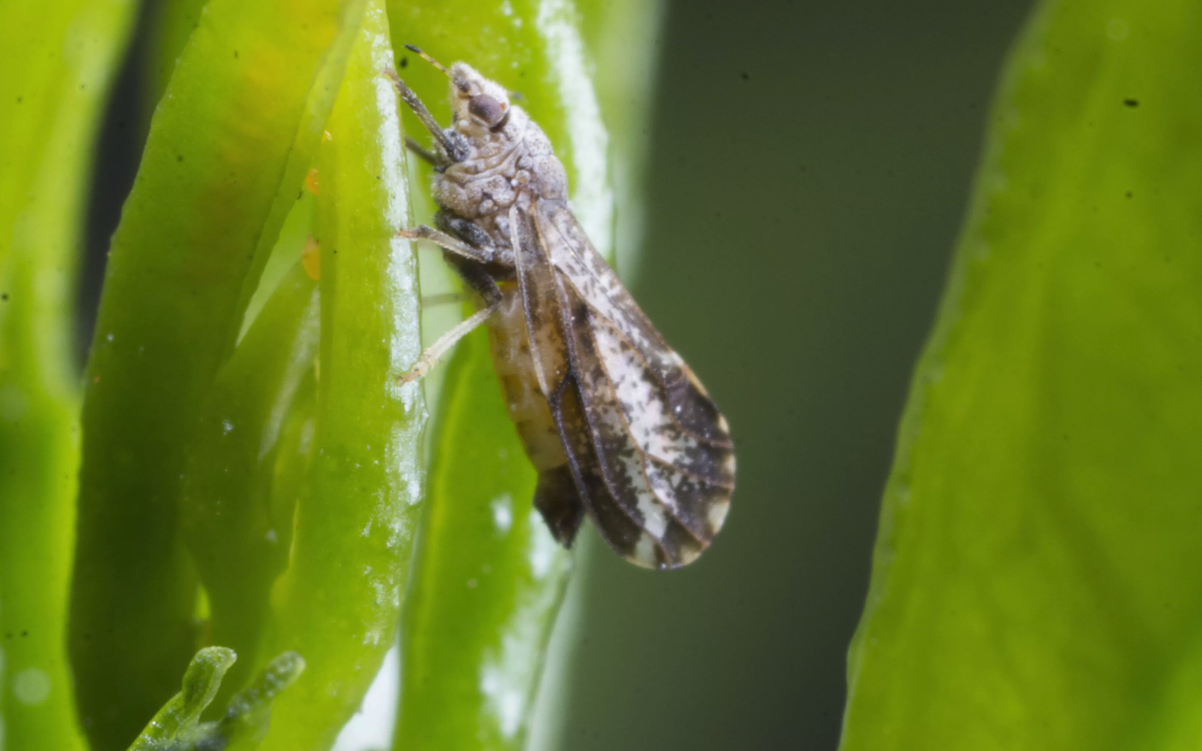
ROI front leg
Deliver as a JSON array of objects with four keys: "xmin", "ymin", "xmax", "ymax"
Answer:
[{"xmin": 398, "ymin": 224, "xmax": 496, "ymax": 265}]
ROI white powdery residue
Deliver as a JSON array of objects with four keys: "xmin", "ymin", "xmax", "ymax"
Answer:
[
  {"xmin": 491, "ymin": 492, "xmax": 514, "ymax": 534},
  {"xmin": 387, "ymin": 237, "xmax": 423, "ymax": 376},
  {"xmin": 358, "ymin": 566, "xmax": 397, "ymax": 645},
  {"xmin": 372, "ymin": 32, "xmax": 408, "ymax": 232},
  {"xmin": 386, "ymin": 425, "xmax": 424, "ymax": 510},
  {"xmin": 373, "ymin": 482, "xmax": 409, "ymax": 550},
  {"xmin": 362, "ymin": 628, "xmax": 382, "ymax": 648},
  {"xmin": 536, "ymin": 0, "xmax": 614, "ymax": 256},
  {"xmin": 382, "ymin": 486, "xmax": 409, "ymax": 548},
  {"xmin": 368, "ymin": 8, "xmax": 422, "ymax": 381}
]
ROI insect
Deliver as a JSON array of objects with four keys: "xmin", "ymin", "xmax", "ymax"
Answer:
[{"xmin": 390, "ymin": 47, "xmax": 735, "ymax": 569}]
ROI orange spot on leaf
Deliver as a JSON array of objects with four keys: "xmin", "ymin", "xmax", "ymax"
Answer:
[{"xmin": 302, "ymin": 235, "xmax": 321, "ymax": 280}]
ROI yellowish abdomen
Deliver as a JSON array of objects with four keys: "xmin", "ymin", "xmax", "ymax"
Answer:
[{"xmin": 487, "ymin": 286, "xmax": 567, "ymax": 472}]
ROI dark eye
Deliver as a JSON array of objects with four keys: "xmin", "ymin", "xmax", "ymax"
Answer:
[{"xmin": 468, "ymin": 94, "xmax": 507, "ymax": 127}]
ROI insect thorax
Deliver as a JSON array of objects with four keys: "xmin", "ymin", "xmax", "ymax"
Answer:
[{"xmin": 432, "ymin": 107, "xmax": 568, "ymax": 252}]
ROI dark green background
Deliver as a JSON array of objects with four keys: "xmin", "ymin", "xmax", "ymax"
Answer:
[
  {"xmin": 560, "ymin": 1, "xmax": 1033, "ymax": 750},
  {"xmin": 84, "ymin": 1, "xmax": 1032, "ymax": 749}
]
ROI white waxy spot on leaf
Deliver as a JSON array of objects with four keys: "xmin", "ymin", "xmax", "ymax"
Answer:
[
  {"xmin": 13, "ymin": 668, "xmax": 50, "ymax": 705},
  {"xmin": 491, "ymin": 493, "xmax": 514, "ymax": 534}
]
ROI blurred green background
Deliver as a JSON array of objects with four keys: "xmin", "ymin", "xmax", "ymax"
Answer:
[{"xmin": 80, "ymin": 1, "xmax": 1034, "ymax": 749}]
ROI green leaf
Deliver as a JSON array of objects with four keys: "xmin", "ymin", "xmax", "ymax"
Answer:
[
  {"xmin": 394, "ymin": 331, "xmax": 572, "ymax": 751},
  {"xmin": 0, "ymin": 0, "xmax": 136, "ymax": 749},
  {"xmin": 841, "ymin": 1, "xmax": 1202, "ymax": 749},
  {"xmin": 248, "ymin": 3, "xmax": 425, "ymax": 748},
  {"xmin": 181, "ymin": 258, "xmax": 319, "ymax": 701},
  {"xmin": 68, "ymin": 0, "xmax": 369, "ymax": 746}
]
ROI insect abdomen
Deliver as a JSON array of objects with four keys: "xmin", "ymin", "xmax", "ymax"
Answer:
[{"xmin": 486, "ymin": 286, "xmax": 568, "ymax": 473}]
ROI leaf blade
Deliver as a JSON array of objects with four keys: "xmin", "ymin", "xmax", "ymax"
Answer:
[
  {"xmin": 69, "ymin": 0, "xmax": 368, "ymax": 745},
  {"xmin": 841, "ymin": 2, "xmax": 1202, "ymax": 749},
  {"xmin": 0, "ymin": 0, "xmax": 136, "ymax": 748},
  {"xmin": 251, "ymin": 4, "xmax": 425, "ymax": 748}
]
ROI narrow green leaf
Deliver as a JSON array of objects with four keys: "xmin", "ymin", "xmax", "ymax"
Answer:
[
  {"xmin": 842, "ymin": 2, "xmax": 1202, "ymax": 749},
  {"xmin": 394, "ymin": 332, "xmax": 572, "ymax": 751},
  {"xmin": 69, "ymin": 0, "xmax": 368, "ymax": 746},
  {"xmin": 0, "ymin": 1, "xmax": 136, "ymax": 749},
  {"xmin": 181, "ymin": 259, "xmax": 319, "ymax": 700},
  {"xmin": 250, "ymin": 4, "xmax": 425, "ymax": 748},
  {"xmin": 384, "ymin": 1, "xmax": 618, "ymax": 748},
  {"xmin": 144, "ymin": 0, "xmax": 213, "ymax": 112}
]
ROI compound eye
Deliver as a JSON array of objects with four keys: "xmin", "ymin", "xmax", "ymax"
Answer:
[{"xmin": 468, "ymin": 94, "xmax": 506, "ymax": 127}]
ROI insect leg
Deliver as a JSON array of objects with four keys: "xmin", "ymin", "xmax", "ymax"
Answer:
[
  {"xmin": 404, "ymin": 135, "xmax": 449, "ymax": 169},
  {"xmin": 398, "ymin": 269, "xmax": 503, "ymax": 384},
  {"xmin": 398, "ymin": 225, "xmax": 496, "ymax": 264},
  {"xmin": 398, "ymin": 301, "xmax": 498, "ymax": 384},
  {"xmin": 436, "ymin": 213, "xmax": 497, "ymax": 251},
  {"xmin": 544, "ymin": 373, "xmax": 594, "ymax": 508},
  {"xmin": 421, "ymin": 291, "xmax": 471, "ymax": 308}
]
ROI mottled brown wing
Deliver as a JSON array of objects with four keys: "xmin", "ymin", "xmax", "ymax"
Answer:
[
  {"xmin": 532, "ymin": 199, "xmax": 735, "ymax": 569},
  {"xmin": 508, "ymin": 206, "xmax": 648, "ymax": 555}
]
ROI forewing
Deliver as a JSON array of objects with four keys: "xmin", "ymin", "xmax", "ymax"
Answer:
[
  {"xmin": 537, "ymin": 200, "xmax": 732, "ymax": 446},
  {"xmin": 508, "ymin": 211, "xmax": 648, "ymax": 558},
  {"xmin": 509, "ymin": 206, "xmax": 569, "ymax": 397},
  {"xmin": 533, "ymin": 200, "xmax": 735, "ymax": 569}
]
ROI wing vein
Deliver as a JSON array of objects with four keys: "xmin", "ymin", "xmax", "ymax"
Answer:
[{"xmin": 545, "ymin": 240, "xmax": 733, "ymax": 449}]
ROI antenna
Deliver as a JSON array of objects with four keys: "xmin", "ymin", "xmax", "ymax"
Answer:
[{"xmin": 404, "ymin": 44, "xmax": 469, "ymax": 92}]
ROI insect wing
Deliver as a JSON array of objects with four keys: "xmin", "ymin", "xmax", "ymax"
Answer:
[
  {"xmin": 534, "ymin": 200, "xmax": 735, "ymax": 568},
  {"xmin": 509, "ymin": 206, "xmax": 652, "ymax": 557},
  {"xmin": 508, "ymin": 207, "xmax": 569, "ymax": 399},
  {"xmin": 506, "ymin": 208, "xmax": 586, "ymax": 545}
]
